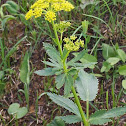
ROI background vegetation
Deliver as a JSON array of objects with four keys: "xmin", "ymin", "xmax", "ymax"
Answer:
[{"xmin": 0, "ymin": 0, "xmax": 126, "ymax": 125}]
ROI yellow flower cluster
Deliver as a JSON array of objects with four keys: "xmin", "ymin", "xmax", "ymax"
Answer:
[
  {"xmin": 45, "ymin": 11, "xmax": 56, "ymax": 22},
  {"xmin": 60, "ymin": 1, "xmax": 74, "ymax": 11},
  {"xmin": 64, "ymin": 35, "xmax": 84, "ymax": 51},
  {"xmin": 52, "ymin": 1, "xmax": 74, "ymax": 12},
  {"xmin": 55, "ymin": 21, "xmax": 71, "ymax": 33},
  {"xmin": 25, "ymin": 0, "xmax": 74, "ymax": 22}
]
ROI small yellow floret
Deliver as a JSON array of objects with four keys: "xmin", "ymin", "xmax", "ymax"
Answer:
[
  {"xmin": 55, "ymin": 21, "xmax": 71, "ymax": 33},
  {"xmin": 61, "ymin": 1, "xmax": 74, "ymax": 11},
  {"xmin": 45, "ymin": 11, "xmax": 56, "ymax": 22},
  {"xmin": 31, "ymin": 0, "xmax": 49, "ymax": 9},
  {"xmin": 52, "ymin": 3, "xmax": 62, "ymax": 11},
  {"xmin": 33, "ymin": 7, "xmax": 42, "ymax": 18},
  {"xmin": 63, "ymin": 36, "xmax": 84, "ymax": 52},
  {"xmin": 63, "ymin": 37, "xmax": 70, "ymax": 43},
  {"xmin": 25, "ymin": 9, "xmax": 34, "ymax": 20},
  {"xmin": 70, "ymin": 35, "xmax": 77, "ymax": 40},
  {"xmin": 79, "ymin": 39, "xmax": 84, "ymax": 47}
]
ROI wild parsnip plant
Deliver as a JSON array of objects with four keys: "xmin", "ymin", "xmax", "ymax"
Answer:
[{"xmin": 25, "ymin": 0, "xmax": 126, "ymax": 125}]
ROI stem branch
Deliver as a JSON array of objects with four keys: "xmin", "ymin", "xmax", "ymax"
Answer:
[{"xmin": 71, "ymin": 86, "xmax": 89, "ymax": 126}]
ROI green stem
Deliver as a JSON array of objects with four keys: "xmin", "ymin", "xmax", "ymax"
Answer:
[
  {"xmin": 0, "ymin": 38, "xmax": 7, "ymax": 69},
  {"xmin": 71, "ymin": 86, "xmax": 89, "ymax": 126},
  {"xmin": 63, "ymin": 51, "xmax": 70, "ymax": 62},
  {"xmin": 15, "ymin": 117, "xmax": 18, "ymax": 126},
  {"xmin": 60, "ymin": 32, "xmax": 63, "ymax": 44},
  {"xmin": 86, "ymin": 100, "xmax": 89, "ymax": 120},
  {"xmin": 106, "ymin": 90, "xmax": 109, "ymax": 109},
  {"xmin": 51, "ymin": 21, "xmax": 63, "ymax": 58},
  {"xmin": 63, "ymin": 51, "xmax": 70, "ymax": 73},
  {"xmin": 112, "ymin": 76, "xmax": 115, "ymax": 108}
]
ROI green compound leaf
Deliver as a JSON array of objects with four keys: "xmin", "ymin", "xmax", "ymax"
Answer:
[
  {"xmin": 89, "ymin": 106, "xmax": 126, "ymax": 125},
  {"xmin": 43, "ymin": 43, "xmax": 62, "ymax": 64},
  {"xmin": 56, "ymin": 73, "xmax": 66, "ymax": 89},
  {"xmin": 42, "ymin": 60, "xmax": 61, "ymax": 68},
  {"xmin": 64, "ymin": 74, "xmax": 73, "ymax": 96},
  {"xmin": 89, "ymin": 109, "xmax": 112, "ymax": 125},
  {"xmin": 16, "ymin": 107, "xmax": 28, "ymax": 119},
  {"xmin": 102, "ymin": 43, "xmax": 116, "ymax": 60},
  {"xmin": 119, "ymin": 65, "xmax": 126, "ymax": 76},
  {"xmin": 75, "ymin": 70, "xmax": 98, "ymax": 101},
  {"xmin": 103, "ymin": 106, "xmax": 126, "ymax": 118},
  {"xmin": 20, "ymin": 52, "xmax": 30, "ymax": 84},
  {"xmin": 35, "ymin": 68, "xmax": 57, "ymax": 76},
  {"xmin": 47, "ymin": 93, "xmax": 80, "ymax": 117},
  {"xmin": 8, "ymin": 103, "xmax": 20, "ymax": 115},
  {"xmin": 67, "ymin": 50, "xmax": 86, "ymax": 66},
  {"xmin": 47, "ymin": 116, "xmax": 65, "ymax": 126},
  {"xmin": 60, "ymin": 115, "xmax": 82, "ymax": 124},
  {"xmin": 90, "ymin": 118, "xmax": 112, "ymax": 125}
]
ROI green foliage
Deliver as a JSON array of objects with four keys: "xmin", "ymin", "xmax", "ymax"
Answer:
[
  {"xmin": 43, "ymin": 43, "xmax": 62, "ymax": 65},
  {"xmin": 35, "ymin": 68, "xmax": 57, "ymax": 76},
  {"xmin": 19, "ymin": 51, "xmax": 31, "ymax": 109},
  {"xmin": 82, "ymin": 20, "xmax": 89, "ymax": 34},
  {"xmin": 47, "ymin": 93, "xmax": 81, "ymax": 117},
  {"xmin": 101, "ymin": 61, "xmax": 111, "ymax": 73},
  {"xmin": 118, "ymin": 65, "xmax": 126, "ymax": 76},
  {"xmin": 20, "ymin": 51, "xmax": 30, "ymax": 84},
  {"xmin": 1, "ymin": 0, "xmax": 126, "ymax": 125},
  {"xmin": 122, "ymin": 80, "xmax": 126, "ymax": 90},
  {"xmin": 6, "ymin": 1, "xmax": 19, "ymax": 14},
  {"xmin": 67, "ymin": 50, "xmax": 86, "ymax": 66},
  {"xmin": 80, "ymin": 53, "xmax": 97, "ymax": 69},
  {"xmin": 101, "ymin": 43, "xmax": 126, "ymax": 73},
  {"xmin": 19, "ymin": 14, "xmax": 29, "ymax": 26},
  {"xmin": 106, "ymin": 57, "xmax": 120, "ymax": 66},
  {"xmin": 47, "ymin": 117, "xmax": 65, "ymax": 126},
  {"xmin": 117, "ymin": 49, "xmax": 126, "ymax": 62},
  {"xmin": 102, "ymin": 43, "xmax": 116, "ymax": 60},
  {"xmin": 0, "ymin": 71, "xmax": 4, "ymax": 80},
  {"xmin": 60, "ymin": 115, "xmax": 82, "ymax": 124},
  {"xmin": 0, "ymin": 1, "xmax": 19, "ymax": 29},
  {"xmin": 75, "ymin": 70, "xmax": 98, "ymax": 101},
  {"xmin": 55, "ymin": 73, "xmax": 66, "ymax": 89},
  {"xmin": 0, "ymin": 36, "xmax": 26, "ymax": 94},
  {"xmin": 8, "ymin": 103, "xmax": 20, "ymax": 114},
  {"xmin": 64, "ymin": 74, "xmax": 73, "ymax": 96},
  {"xmin": 44, "ymin": 71, "xmax": 73, "ymax": 95},
  {"xmin": 89, "ymin": 106, "xmax": 126, "ymax": 125},
  {"xmin": 8, "ymin": 103, "xmax": 28, "ymax": 119},
  {"xmin": 1, "ymin": 15, "xmax": 16, "ymax": 29}
]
